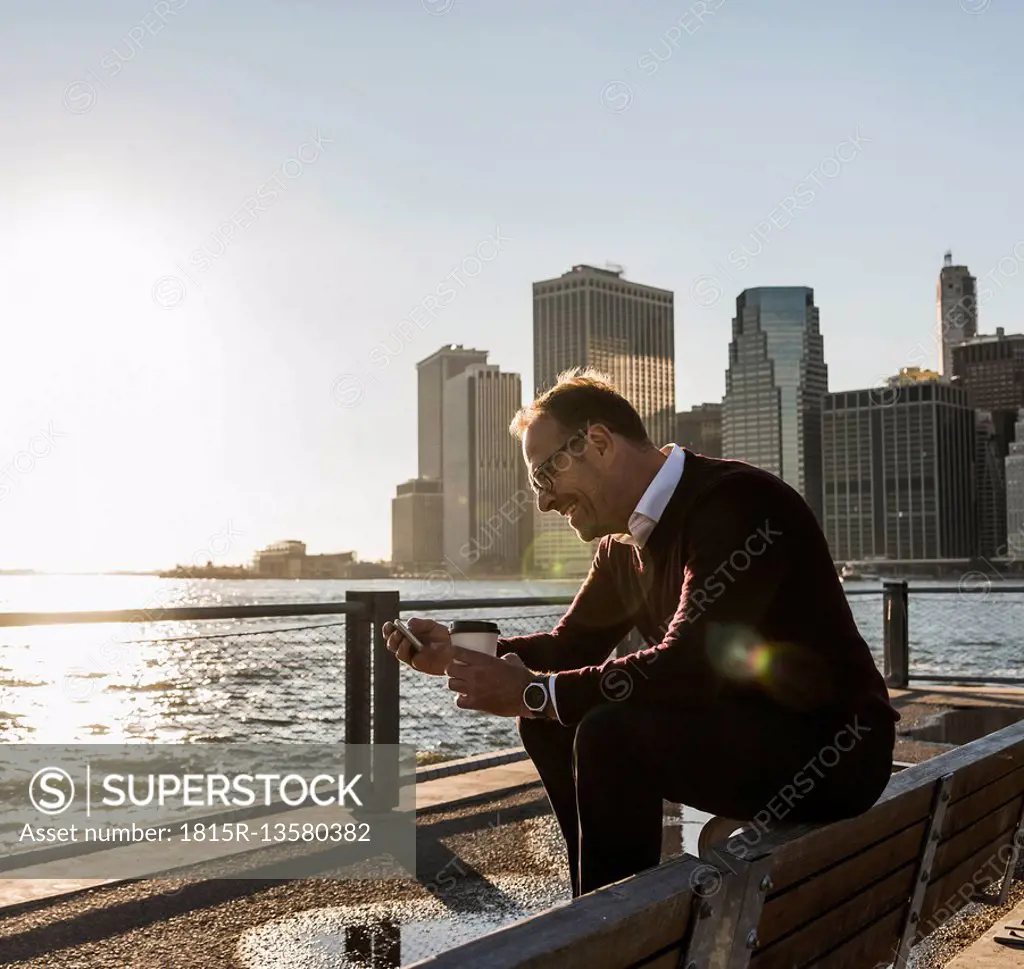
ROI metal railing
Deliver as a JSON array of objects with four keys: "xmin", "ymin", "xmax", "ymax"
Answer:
[
  {"xmin": 878, "ymin": 579, "xmax": 1024, "ymax": 689},
  {"xmin": 1, "ymin": 583, "xmax": 1022, "ymax": 762}
]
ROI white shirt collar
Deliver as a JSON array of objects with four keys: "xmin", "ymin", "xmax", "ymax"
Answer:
[{"xmin": 613, "ymin": 444, "xmax": 686, "ymax": 547}]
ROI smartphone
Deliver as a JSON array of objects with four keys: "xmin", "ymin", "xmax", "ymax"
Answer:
[{"xmin": 392, "ymin": 617, "xmax": 426, "ymax": 655}]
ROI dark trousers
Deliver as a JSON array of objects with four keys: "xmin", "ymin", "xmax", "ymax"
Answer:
[{"xmin": 517, "ymin": 697, "xmax": 895, "ymax": 897}]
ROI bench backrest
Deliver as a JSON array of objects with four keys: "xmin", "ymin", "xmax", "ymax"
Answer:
[
  {"xmin": 408, "ymin": 719, "xmax": 1024, "ymax": 969},
  {"xmin": 702, "ymin": 718, "xmax": 1024, "ymax": 969}
]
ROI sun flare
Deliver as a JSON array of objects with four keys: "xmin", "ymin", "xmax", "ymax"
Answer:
[{"xmin": 14, "ymin": 195, "xmax": 165, "ymax": 332}]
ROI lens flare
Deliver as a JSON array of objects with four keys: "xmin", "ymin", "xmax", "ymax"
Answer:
[{"xmin": 711, "ymin": 626, "xmax": 776, "ymax": 685}]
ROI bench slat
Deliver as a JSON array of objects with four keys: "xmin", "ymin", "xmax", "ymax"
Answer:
[
  {"xmin": 634, "ymin": 949, "xmax": 685, "ymax": 969},
  {"xmin": 934, "ymin": 795, "xmax": 1024, "ymax": 881},
  {"xmin": 916, "ymin": 795, "xmax": 1024, "ymax": 936},
  {"xmin": 756, "ymin": 819, "xmax": 926, "ymax": 947},
  {"xmin": 803, "ymin": 906, "xmax": 903, "ymax": 969},
  {"xmin": 749, "ymin": 862, "xmax": 914, "ymax": 969},
  {"xmin": 404, "ymin": 854, "xmax": 703, "ymax": 969},
  {"xmin": 939, "ymin": 763, "xmax": 1024, "ymax": 839},
  {"xmin": 944, "ymin": 730, "xmax": 1024, "ymax": 803},
  {"xmin": 887, "ymin": 718, "xmax": 1023, "ymax": 804},
  {"xmin": 720, "ymin": 785, "xmax": 931, "ymax": 895}
]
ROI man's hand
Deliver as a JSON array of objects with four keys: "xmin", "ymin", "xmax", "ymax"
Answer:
[
  {"xmin": 383, "ymin": 618, "xmax": 454, "ymax": 676},
  {"xmin": 444, "ymin": 648, "xmax": 538, "ymax": 717}
]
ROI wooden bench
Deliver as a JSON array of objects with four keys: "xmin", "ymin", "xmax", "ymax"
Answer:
[
  {"xmin": 407, "ymin": 719, "xmax": 1024, "ymax": 969},
  {"xmin": 715, "ymin": 717, "xmax": 1024, "ymax": 968}
]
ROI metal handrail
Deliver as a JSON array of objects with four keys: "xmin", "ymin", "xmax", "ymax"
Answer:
[
  {"xmin": 905, "ymin": 586, "xmax": 1024, "ymax": 594},
  {"xmin": 909, "ymin": 674, "xmax": 1024, "ymax": 686},
  {"xmin": 0, "ymin": 597, "xmax": 580, "ymax": 629},
  {"xmin": 401, "ymin": 596, "xmax": 576, "ymax": 612},
  {"xmin": 845, "ymin": 585, "xmax": 1024, "ymax": 595},
  {"xmin": 0, "ymin": 601, "xmax": 369, "ymax": 628},
  {"xmin": 2, "ymin": 583, "xmax": 1020, "ymax": 629}
]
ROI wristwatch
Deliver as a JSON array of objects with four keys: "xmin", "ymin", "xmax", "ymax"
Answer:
[{"xmin": 522, "ymin": 677, "xmax": 550, "ymax": 717}]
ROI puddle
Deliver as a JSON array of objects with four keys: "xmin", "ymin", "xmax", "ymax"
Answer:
[
  {"xmin": 235, "ymin": 808, "xmax": 718, "ymax": 967},
  {"xmin": 235, "ymin": 874, "xmax": 570, "ymax": 968},
  {"xmin": 903, "ymin": 706, "xmax": 1024, "ymax": 745}
]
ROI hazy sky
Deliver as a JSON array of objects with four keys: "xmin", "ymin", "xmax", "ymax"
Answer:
[{"xmin": 1, "ymin": 0, "xmax": 1020, "ymax": 570}]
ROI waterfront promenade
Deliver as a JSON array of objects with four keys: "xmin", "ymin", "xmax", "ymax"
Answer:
[
  {"xmin": 1, "ymin": 682, "xmax": 1022, "ymax": 968},
  {"xmin": 0, "ymin": 579, "xmax": 1021, "ymax": 965}
]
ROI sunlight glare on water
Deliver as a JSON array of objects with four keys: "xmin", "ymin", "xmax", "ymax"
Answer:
[{"xmin": 0, "ymin": 575, "xmax": 1020, "ymax": 749}]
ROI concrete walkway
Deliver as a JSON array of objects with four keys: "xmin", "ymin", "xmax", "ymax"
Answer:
[
  {"xmin": 0, "ymin": 877, "xmax": 112, "ymax": 909},
  {"xmin": 946, "ymin": 897, "xmax": 1024, "ymax": 968},
  {"xmin": 416, "ymin": 757, "xmax": 540, "ymax": 811},
  {"xmin": 0, "ymin": 752, "xmax": 546, "ymax": 911},
  {"xmin": 890, "ymin": 683, "xmax": 1024, "ymax": 708}
]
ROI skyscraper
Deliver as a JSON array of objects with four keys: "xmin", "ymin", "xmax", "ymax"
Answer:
[
  {"xmin": 951, "ymin": 328, "xmax": 1024, "ymax": 409},
  {"xmin": 389, "ymin": 345, "xmax": 490, "ymax": 574},
  {"xmin": 936, "ymin": 251, "xmax": 977, "ymax": 377},
  {"xmin": 823, "ymin": 378, "xmax": 975, "ymax": 561},
  {"xmin": 722, "ymin": 287, "xmax": 828, "ymax": 523},
  {"xmin": 442, "ymin": 363, "xmax": 531, "ymax": 573},
  {"xmin": 391, "ymin": 478, "xmax": 443, "ymax": 572},
  {"xmin": 416, "ymin": 345, "xmax": 490, "ymax": 480},
  {"xmin": 951, "ymin": 327, "xmax": 1024, "ymax": 556},
  {"xmin": 531, "ymin": 264, "xmax": 675, "ymax": 575},
  {"xmin": 973, "ymin": 410, "xmax": 1004, "ymax": 560},
  {"xmin": 676, "ymin": 402, "xmax": 722, "ymax": 457},
  {"xmin": 1006, "ymin": 410, "xmax": 1024, "ymax": 559}
]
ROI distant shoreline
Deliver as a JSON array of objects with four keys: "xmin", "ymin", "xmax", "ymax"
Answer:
[{"xmin": 0, "ymin": 570, "xmax": 579, "ymax": 582}]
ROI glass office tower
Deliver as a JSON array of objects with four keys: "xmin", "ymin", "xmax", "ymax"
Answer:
[{"xmin": 722, "ymin": 287, "xmax": 828, "ymax": 524}]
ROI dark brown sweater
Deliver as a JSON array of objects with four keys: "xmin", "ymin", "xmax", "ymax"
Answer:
[{"xmin": 499, "ymin": 451, "xmax": 900, "ymax": 728}]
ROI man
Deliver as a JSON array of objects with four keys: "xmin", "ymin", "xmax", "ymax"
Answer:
[{"xmin": 385, "ymin": 368, "xmax": 899, "ymax": 898}]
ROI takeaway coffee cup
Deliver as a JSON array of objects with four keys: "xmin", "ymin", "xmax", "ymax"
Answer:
[{"xmin": 449, "ymin": 620, "xmax": 501, "ymax": 656}]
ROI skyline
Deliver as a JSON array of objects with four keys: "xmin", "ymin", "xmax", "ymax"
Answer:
[{"xmin": 3, "ymin": 0, "xmax": 1023, "ymax": 570}]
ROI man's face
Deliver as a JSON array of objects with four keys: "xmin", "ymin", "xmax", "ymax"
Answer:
[{"xmin": 522, "ymin": 415, "xmax": 610, "ymax": 541}]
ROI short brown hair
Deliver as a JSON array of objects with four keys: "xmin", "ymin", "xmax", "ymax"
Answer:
[{"xmin": 509, "ymin": 367, "xmax": 652, "ymax": 444}]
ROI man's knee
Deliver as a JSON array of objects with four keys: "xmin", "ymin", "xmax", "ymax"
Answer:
[
  {"xmin": 573, "ymin": 703, "xmax": 632, "ymax": 758},
  {"xmin": 516, "ymin": 713, "xmax": 544, "ymax": 743},
  {"xmin": 517, "ymin": 713, "xmax": 569, "ymax": 754}
]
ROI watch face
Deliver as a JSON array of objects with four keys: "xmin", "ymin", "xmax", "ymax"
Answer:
[{"xmin": 524, "ymin": 682, "xmax": 547, "ymax": 711}]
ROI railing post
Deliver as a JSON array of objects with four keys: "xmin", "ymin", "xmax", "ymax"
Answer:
[
  {"xmin": 345, "ymin": 592, "xmax": 373, "ymax": 745},
  {"xmin": 883, "ymin": 580, "xmax": 909, "ymax": 689},
  {"xmin": 370, "ymin": 591, "xmax": 401, "ymax": 748},
  {"xmin": 347, "ymin": 590, "xmax": 401, "ymax": 811}
]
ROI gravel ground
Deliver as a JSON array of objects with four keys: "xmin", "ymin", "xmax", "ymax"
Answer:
[
  {"xmin": 0, "ymin": 788, "xmax": 563, "ymax": 969},
  {"xmin": 905, "ymin": 860, "xmax": 1024, "ymax": 969}
]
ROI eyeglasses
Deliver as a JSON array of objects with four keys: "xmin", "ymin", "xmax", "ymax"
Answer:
[{"xmin": 529, "ymin": 427, "xmax": 590, "ymax": 494}]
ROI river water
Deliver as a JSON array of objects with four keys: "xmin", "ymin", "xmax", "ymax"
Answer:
[{"xmin": 0, "ymin": 574, "xmax": 1020, "ymax": 753}]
